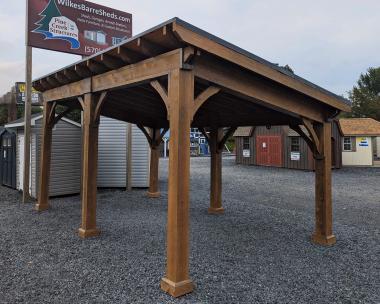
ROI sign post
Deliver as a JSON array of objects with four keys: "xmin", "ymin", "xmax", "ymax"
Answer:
[{"xmin": 23, "ymin": 0, "xmax": 33, "ymax": 203}]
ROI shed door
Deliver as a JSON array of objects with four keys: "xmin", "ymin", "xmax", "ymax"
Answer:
[
  {"xmin": 256, "ymin": 135, "xmax": 282, "ymax": 167},
  {"xmin": 1, "ymin": 135, "xmax": 16, "ymax": 188}
]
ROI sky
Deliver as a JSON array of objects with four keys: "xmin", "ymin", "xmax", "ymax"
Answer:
[{"xmin": 0, "ymin": 0, "xmax": 379, "ymax": 98}]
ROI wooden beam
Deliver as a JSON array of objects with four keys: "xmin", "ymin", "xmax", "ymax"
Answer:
[
  {"xmin": 147, "ymin": 128, "xmax": 161, "ymax": 198},
  {"xmin": 198, "ymin": 127, "xmax": 210, "ymax": 141},
  {"xmin": 136, "ymin": 125, "xmax": 153, "ymax": 146},
  {"xmin": 78, "ymin": 93, "xmax": 101, "ymax": 239},
  {"xmin": 194, "ymin": 56, "xmax": 326, "ymax": 122},
  {"xmin": 193, "ymin": 86, "xmax": 220, "ymax": 116},
  {"xmin": 55, "ymin": 72, "xmax": 70, "ymax": 85},
  {"xmin": 92, "ymin": 49, "xmax": 183, "ymax": 93},
  {"xmin": 160, "ymin": 69, "xmax": 194, "ymax": 297},
  {"xmin": 136, "ymin": 37, "xmax": 163, "ymax": 57},
  {"xmin": 302, "ymin": 118, "xmax": 321, "ymax": 155},
  {"xmin": 150, "ymin": 80, "xmax": 169, "ymax": 114},
  {"xmin": 289, "ymin": 124, "xmax": 315, "ymax": 153},
  {"xmin": 312, "ymin": 122, "xmax": 336, "ymax": 246},
  {"xmin": 53, "ymin": 107, "xmax": 72, "ymax": 126},
  {"xmin": 43, "ymin": 78, "xmax": 92, "ymax": 102},
  {"xmin": 94, "ymin": 91, "xmax": 108, "ymax": 122},
  {"xmin": 209, "ymin": 127, "xmax": 224, "ymax": 214},
  {"xmin": 35, "ymin": 102, "xmax": 54, "ymax": 212},
  {"xmin": 173, "ymin": 21, "xmax": 350, "ymax": 112},
  {"xmin": 218, "ymin": 127, "xmax": 237, "ymax": 151}
]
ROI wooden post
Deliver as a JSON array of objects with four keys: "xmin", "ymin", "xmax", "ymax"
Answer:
[
  {"xmin": 312, "ymin": 122, "xmax": 336, "ymax": 246},
  {"xmin": 35, "ymin": 102, "xmax": 54, "ymax": 211},
  {"xmin": 209, "ymin": 127, "xmax": 224, "ymax": 214},
  {"xmin": 148, "ymin": 128, "xmax": 161, "ymax": 198},
  {"xmin": 22, "ymin": 46, "xmax": 33, "ymax": 203},
  {"xmin": 78, "ymin": 93, "xmax": 100, "ymax": 239},
  {"xmin": 160, "ymin": 69, "xmax": 194, "ymax": 297}
]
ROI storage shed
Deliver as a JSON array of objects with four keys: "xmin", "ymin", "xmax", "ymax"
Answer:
[
  {"xmin": 339, "ymin": 118, "xmax": 380, "ymax": 167},
  {"xmin": 0, "ymin": 128, "xmax": 17, "ymax": 188},
  {"xmin": 5, "ymin": 114, "xmax": 82, "ymax": 197},
  {"xmin": 234, "ymin": 122, "xmax": 342, "ymax": 170},
  {"xmin": 98, "ymin": 116, "xmax": 150, "ymax": 188}
]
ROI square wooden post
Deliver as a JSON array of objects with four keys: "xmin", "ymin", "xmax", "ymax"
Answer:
[
  {"xmin": 78, "ymin": 93, "xmax": 100, "ymax": 239},
  {"xmin": 35, "ymin": 102, "xmax": 54, "ymax": 211},
  {"xmin": 209, "ymin": 127, "xmax": 224, "ymax": 214},
  {"xmin": 160, "ymin": 69, "xmax": 194, "ymax": 297},
  {"xmin": 148, "ymin": 129, "xmax": 161, "ymax": 198},
  {"xmin": 312, "ymin": 122, "xmax": 336, "ymax": 246}
]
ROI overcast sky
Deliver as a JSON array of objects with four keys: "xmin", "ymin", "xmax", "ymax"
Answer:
[{"xmin": 0, "ymin": 0, "xmax": 379, "ymax": 97}]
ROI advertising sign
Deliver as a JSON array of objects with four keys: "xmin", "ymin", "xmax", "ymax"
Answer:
[
  {"xmin": 27, "ymin": 0, "xmax": 132, "ymax": 56},
  {"xmin": 243, "ymin": 149, "xmax": 251, "ymax": 158},
  {"xmin": 290, "ymin": 152, "xmax": 300, "ymax": 161},
  {"xmin": 15, "ymin": 82, "xmax": 42, "ymax": 104},
  {"xmin": 358, "ymin": 137, "xmax": 369, "ymax": 147}
]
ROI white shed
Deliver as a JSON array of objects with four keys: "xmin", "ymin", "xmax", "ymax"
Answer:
[
  {"xmin": 339, "ymin": 118, "xmax": 380, "ymax": 167},
  {"xmin": 5, "ymin": 114, "xmax": 82, "ymax": 197},
  {"xmin": 4, "ymin": 114, "xmax": 150, "ymax": 198},
  {"xmin": 97, "ymin": 116, "xmax": 150, "ymax": 188}
]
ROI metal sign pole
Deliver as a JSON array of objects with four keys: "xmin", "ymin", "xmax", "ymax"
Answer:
[{"xmin": 23, "ymin": 0, "xmax": 32, "ymax": 203}]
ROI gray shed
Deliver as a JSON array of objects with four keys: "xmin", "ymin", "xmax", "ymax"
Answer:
[
  {"xmin": 5, "ymin": 114, "xmax": 82, "ymax": 197},
  {"xmin": 98, "ymin": 116, "xmax": 150, "ymax": 188}
]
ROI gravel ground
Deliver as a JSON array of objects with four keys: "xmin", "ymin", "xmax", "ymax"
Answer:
[{"xmin": 0, "ymin": 157, "xmax": 379, "ymax": 304}]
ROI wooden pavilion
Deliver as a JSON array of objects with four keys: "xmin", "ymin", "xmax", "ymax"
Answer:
[{"xmin": 32, "ymin": 18, "xmax": 351, "ymax": 297}]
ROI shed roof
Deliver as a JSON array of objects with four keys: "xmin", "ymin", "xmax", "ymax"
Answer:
[
  {"xmin": 5, "ymin": 113, "xmax": 81, "ymax": 129},
  {"xmin": 339, "ymin": 118, "xmax": 380, "ymax": 136},
  {"xmin": 33, "ymin": 18, "xmax": 350, "ymax": 112},
  {"xmin": 233, "ymin": 127, "xmax": 253, "ymax": 137}
]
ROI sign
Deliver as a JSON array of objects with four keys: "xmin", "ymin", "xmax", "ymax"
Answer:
[
  {"xmin": 358, "ymin": 137, "xmax": 369, "ymax": 147},
  {"xmin": 27, "ymin": 0, "xmax": 132, "ymax": 56},
  {"xmin": 15, "ymin": 82, "xmax": 42, "ymax": 104},
  {"xmin": 243, "ymin": 149, "xmax": 251, "ymax": 158},
  {"xmin": 291, "ymin": 152, "xmax": 300, "ymax": 161}
]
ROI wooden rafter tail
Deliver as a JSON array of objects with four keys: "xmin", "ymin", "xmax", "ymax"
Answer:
[
  {"xmin": 302, "ymin": 118, "xmax": 321, "ymax": 155},
  {"xmin": 218, "ymin": 127, "xmax": 237, "ymax": 151},
  {"xmin": 137, "ymin": 124, "xmax": 153, "ymax": 146}
]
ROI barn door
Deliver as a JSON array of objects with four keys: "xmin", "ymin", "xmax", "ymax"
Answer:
[{"xmin": 256, "ymin": 135, "xmax": 282, "ymax": 167}]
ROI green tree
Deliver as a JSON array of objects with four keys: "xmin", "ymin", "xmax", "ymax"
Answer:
[
  {"xmin": 34, "ymin": 0, "xmax": 62, "ymax": 32},
  {"xmin": 347, "ymin": 67, "xmax": 380, "ymax": 120}
]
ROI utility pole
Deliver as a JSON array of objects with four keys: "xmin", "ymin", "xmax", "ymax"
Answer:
[{"xmin": 23, "ymin": 0, "xmax": 32, "ymax": 203}]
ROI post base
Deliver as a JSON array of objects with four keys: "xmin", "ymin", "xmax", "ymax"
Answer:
[
  {"xmin": 208, "ymin": 207, "xmax": 225, "ymax": 214},
  {"xmin": 160, "ymin": 277, "xmax": 194, "ymax": 298},
  {"xmin": 35, "ymin": 203, "xmax": 50, "ymax": 212},
  {"xmin": 147, "ymin": 191, "xmax": 160, "ymax": 198},
  {"xmin": 311, "ymin": 233, "xmax": 336, "ymax": 246},
  {"xmin": 78, "ymin": 228, "xmax": 101, "ymax": 239}
]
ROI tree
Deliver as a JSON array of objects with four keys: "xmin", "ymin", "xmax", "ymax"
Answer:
[
  {"xmin": 347, "ymin": 67, "xmax": 380, "ymax": 121},
  {"xmin": 34, "ymin": 0, "xmax": 62, "ymax": 32}
]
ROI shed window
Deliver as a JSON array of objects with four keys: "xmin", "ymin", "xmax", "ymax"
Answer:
[
  {"xmin": 243, "ymin": 137, "xmax": 250, "ymax": 150},
  {"xmin": 290, "ymin": 137, "xmax": 300, "ymax": 152},
  {"xmin": 343, "ymin": 137, "xmax": 352, "ymax": 151}
]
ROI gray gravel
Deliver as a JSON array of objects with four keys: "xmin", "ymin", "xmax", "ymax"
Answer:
[{"xmin": 0, "ymin": 157, "xmax": 379, "ymax": 304}]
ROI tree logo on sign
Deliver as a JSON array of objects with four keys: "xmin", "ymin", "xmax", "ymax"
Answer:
[{"xmin": 33, "ymin": 0, "xmax": 80, "ymax": 49}]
